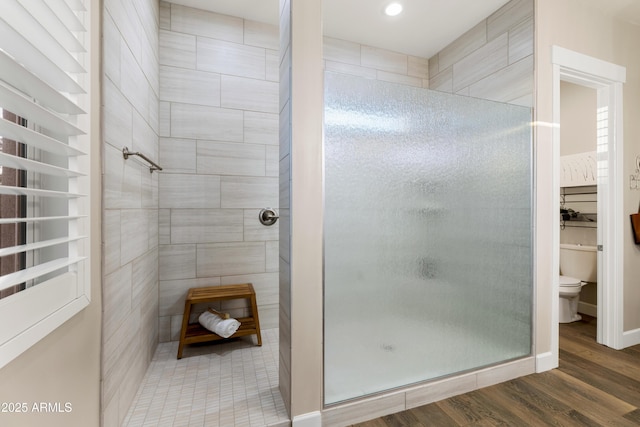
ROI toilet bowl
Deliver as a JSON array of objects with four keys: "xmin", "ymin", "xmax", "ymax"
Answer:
[
  {"xmin": 559, "ymin": 275, "xmax": 586, "ymax": 323},
  {"xmin": 559, "ymin": 244, "xmax": 597, "ymax": 323}
]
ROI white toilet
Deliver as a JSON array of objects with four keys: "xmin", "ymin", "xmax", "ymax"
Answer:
[{"xmin": 559, "ymin": 243, "xmax": 597, "ymax": 323}]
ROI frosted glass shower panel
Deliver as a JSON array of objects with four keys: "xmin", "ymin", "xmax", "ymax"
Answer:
[{"xmin": 324, "ymin": 72, "xmax": 533, "ymax": 404}]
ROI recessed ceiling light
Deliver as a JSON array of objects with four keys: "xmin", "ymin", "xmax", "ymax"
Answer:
[{"xmin": 384, "ymin": 2, "xmax": 403, "ymax": 17}]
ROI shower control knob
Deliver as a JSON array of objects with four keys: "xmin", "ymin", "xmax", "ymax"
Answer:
[{"xmin": 259, "ymin": 208, "xmax": 279, "ymax": 226}]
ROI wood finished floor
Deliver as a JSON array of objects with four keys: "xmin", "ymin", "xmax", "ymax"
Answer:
[{"xmin": 354, "ymin": 315, "xmax": 640, "ymax": 426}]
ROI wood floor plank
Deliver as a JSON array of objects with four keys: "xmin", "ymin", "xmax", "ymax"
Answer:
[
  {"xmin": 560, "ymin": 333, "xmax": 640, "ymax": 379},
  {"xmin": 559, "ymin": 348, "xmax": 640, "ymax": 407},
  {"xmin": 407, "ymin": 403, "xmax": 459, "ymax": 427},
  {"xmin": 523, "ymin": 370, "xmax": 638, "ymax": 426}
]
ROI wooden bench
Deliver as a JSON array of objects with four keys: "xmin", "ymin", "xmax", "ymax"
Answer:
[{"xmin": 177, "ymin": 283, "xmax": 262, "ymax": 359}]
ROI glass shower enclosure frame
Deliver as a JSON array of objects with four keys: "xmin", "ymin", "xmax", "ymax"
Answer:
[{"xmin": 323, "ymin": 72, "xmax": 533, "ymax": 405}]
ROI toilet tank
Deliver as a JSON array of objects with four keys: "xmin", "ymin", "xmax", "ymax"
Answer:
[{"xmin": 560, "ymin": 243, "xmax": 597, "ymax": 282}]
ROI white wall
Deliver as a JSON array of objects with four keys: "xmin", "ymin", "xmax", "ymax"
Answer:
[{"xmin": 536, "ymin": 0, "xmax": 640, "ymax": 354}]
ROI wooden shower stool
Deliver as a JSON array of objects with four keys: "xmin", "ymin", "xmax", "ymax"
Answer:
[{"xmin": 177, "ymin": 283, "xmax": 262, "ymax": 359}]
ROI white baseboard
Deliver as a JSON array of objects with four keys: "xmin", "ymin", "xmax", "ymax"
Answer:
[
  {"xmin": 623, "ymin": 328, "xmax": 640, "ymax": 348},
  {"xmin": 578, "ymin": 301, "xmax": 597, "ymax": 317},
  {"xmin": 536, "ymin": 351, "xmax": 557, "ymax": 373},
  {"xmin": 293, "ymin": 411, "xmax": 322, "ymax": 427}
]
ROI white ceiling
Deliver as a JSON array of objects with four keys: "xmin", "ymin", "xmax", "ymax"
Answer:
[{"xmin": 168, "ymin": 0, "xmax": 640, "ymax": 58}]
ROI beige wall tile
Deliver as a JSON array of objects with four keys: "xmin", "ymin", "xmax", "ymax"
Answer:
[
  {"xmin": 170, "ymin": 209, "xmax": 243, "ymax": 244},
  {"xmin": 325, "ymin": 61, "xmax": 377, "ymax": 80},
  {"xmin": 197, "ymin": 37, "xmax": 266, "ymax": 80},
  {"xmin": 452, "ymin": 33, "xmax": 508, "ymax": 92},
  {"xmin": 221, "ymin": 75, "xmax": 279, "ymax": 114},
  {"xmin": 159, "ymin": 137, "xmax": 196, "ymax": 174},
  {"xmin": 509, "ymin": 17, "xmax": 533, "ymax": 64},
  {"xmin": 103, "ymin": 264, "xmax": 133, "ymax": 342},
  {"xmin": 266, "ymin": 240, "xmax": 279, "ymax": 273},
  {"xmin": 197, "ymin": 242, "xmax": 266, "ymax": 277},
  {"xmin": 266, "ymin": 49, "xmax": 279, "ymax": 82},
  {"xmin": 103, "ymin": 210, "xmax": 121, "ymax": 275},
  {"xmin": 103, "ymin": 78, "xmax": 132, "ymax": 148},
  {"xmin": 159, "ymin": 1, "xmax": 170, "ymax": 30},
  {"xmin": 159, "ymin": 173, "xmax": 221, "ymax": 208},
  {"xmin": 361, "ymin": 45, "xmax": 407, "ymax": 74},
  {"xmin": 405, "ymin": 373, "xmax": 477, "ymax": 409},
  {"xmin": 476, "ymin": 357, "xmax": 535, "ymax": 389},
  {"xmin": 132, "ymin": 248, "xmax": 158, "ymax": 307},
  {"xmin": 159, "ymin": 209, "xmax": 170, "ymax": 245},
  {"xmin": 438, "ymin": 21, "xmax": 487, "ymax": 71},
  {"xmin": 408, "ymin": 55, "xmax": 429, "ymax": 79},
  {"xmin": 171, "ymin": 4, "xmax": 243, "ymax": 43},
  {"xmin": 428, "ymin": 55, "xmax": 439, "ymax": 79},
  {"xmin": 376, "ymin": 70, "xmax": 423, "ymax": 87},
  {"xmin": 468, "ymin": 55, "xmax": 533, "ymax": 105},
  {"xmin": 103, "ymin": 12, "xmax": 121, "ymax": 87},
  {"xmin": 196, "ymin": 140, "xmax": 266, "ymax": 176},
  {"xmin": 487, "ymin": 0, "xmax": 533, "ymax": 41},
  {"xmin": 170, "ymin": 103, "xmax": 243, "ymax": 142},
  {"xmin": 120, "ymin": 209, "xmax": 149, "ymax": 265},
  {"xmin": 244, "ymin": 209, "xmax": 279, "ymax": 241},
  {"xmin": 220, "ymin": 176, "xmax": 278, "ymax": 208},
  {"xmin": 323, "ymin": 37, "xmax": 361, "ymax": 66},
  {"xmin": 321, "ymin": 393, "xmax": 406, "ymax": 427},
  {"xmin": 245, "ymin": 111, "xmax": 279, "ymax": 145},
  {"xmin": 159, "ymin": 244, "xmax": 196, "ymax": 280},
  {"xmin": 160, "ymin": 65, "xmax": 220, "ymax": 106},
  {"xmin": 266, "ymin": 145, "xmax": 279, "ymax": 177},
  {"xmin": 244, "ymin": 20, "xmax": 279, "ymax": 50},
  {"xmin": 159, "ymin": 29, "xmax": 196, "ymax": 69},
  {"xmin": 429, "ymin": 67, "xmax": 453, "ymax": 93},
  {"xmin": 159, "ymin": 101, "xmax": 170, "ymax": 137},
  {"xmin": 120, "ymin": 40, "xmax": 150, "ymax": 121}
]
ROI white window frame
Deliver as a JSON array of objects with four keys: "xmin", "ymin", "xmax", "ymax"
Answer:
[{"xmin": 0, "ymin": 0, "xmax": 92, "ymax": 370}]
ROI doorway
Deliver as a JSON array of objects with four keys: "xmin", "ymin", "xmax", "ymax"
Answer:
[{"xmin": 551, "ymin": 46, "xmax": 626, "ymax": 364}]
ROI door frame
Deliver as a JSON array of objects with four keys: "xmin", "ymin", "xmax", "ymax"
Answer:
[{"xmin": 551, "ymin": 46, "xmax": 626, "ymax": 358}]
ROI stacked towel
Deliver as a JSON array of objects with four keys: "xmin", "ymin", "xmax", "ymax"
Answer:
[{"xmin": 198, "ymin": 311, "xmax": 241, "ymax": 338}]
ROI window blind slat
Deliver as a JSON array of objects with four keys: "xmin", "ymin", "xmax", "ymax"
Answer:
[
  {"xmin": 0, "ymin": 236, "xmax": 85, "ymax": 258},
  {"xmin": 65, "ymin": 0, "xmax": 86, "ymax": 11},
  {"xmin": 0, "ymin": 1, "xmax": 85, "ymax": 74},
  {"xmin": 0, "ymin": 257, "xmax": 86, "ymax": 293},
  {"xmin": 0, "ymin": 185, "xmax": 84, "ymax": 199},
  {"xmin": 0, "ymin": 118, "xmax": 85, "ymax": 157},
  {"xmin": 18, "ymin": 0, "xmax": 85, "ymax": 53},
  {"xmin": 44, "ymin": 0, "xmax": 84, "ymax": 32},
  {"xmin": 0, "ymin": 50, "xmax": 85, "ymax": 115},
  {"xmin": 0, "ymin": 18, "xmax": 84, "ymax": 94},
  {"xmin": 0, "ymin": 81, "xmax": 85, "ymax": 137},
  {"xmin": 0, "ymin": 152, "xmax": 84, "ymax": 178},
  {"xmin": 0, "ymin": 215, "xmax": 85, "ymax": 225}
]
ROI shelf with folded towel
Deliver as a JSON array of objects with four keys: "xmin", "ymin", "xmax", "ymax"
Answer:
[{"xmin": 177, "ymin": 283, "xmax": 262, "ymax": 359}]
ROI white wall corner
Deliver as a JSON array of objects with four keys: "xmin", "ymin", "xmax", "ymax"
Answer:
[
  {"xmin": 622, "ymin": 328, "xmax": 640, "ymax": 348},
  {"xmin": 535, "ymin": 351, "xmax": 557, "ymax": 373},
  {"xmin": 292, "ymin": 411, "xmax": 322, "ymax": 427}
]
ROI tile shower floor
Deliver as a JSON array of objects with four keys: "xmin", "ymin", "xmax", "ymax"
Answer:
[{"xmin": 123, "ymin": 328, "xmax": 289, "ymax": 427}]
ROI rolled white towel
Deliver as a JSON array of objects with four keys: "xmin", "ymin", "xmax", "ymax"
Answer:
[{"xmin": 198, "ymin": 311, "xmax": 241, "ymax": 338}]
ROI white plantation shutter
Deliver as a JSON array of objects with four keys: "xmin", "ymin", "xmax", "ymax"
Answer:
[{"xmin": 0, "ymin": 0, "xmax": 91, "ymax": 368}]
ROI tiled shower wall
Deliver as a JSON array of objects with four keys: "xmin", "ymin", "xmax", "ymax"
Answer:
[
  {"xmin": 428, "ymin": 0, "xmax": 533, "ymax": 107},
  {"xmin": 101, "ymin": 0, "xmax": 160, "ymax": 425},
  {"xmin": 324, "ymin": 36, "xmax": 429, "ymax": 87},
  {"xmin": 157, "ymin": 2, "xmax": 280, "ymax": 342},
  {"xmin": 278, "ymin": 0, "xmax": 292, "ymax": 415}
]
